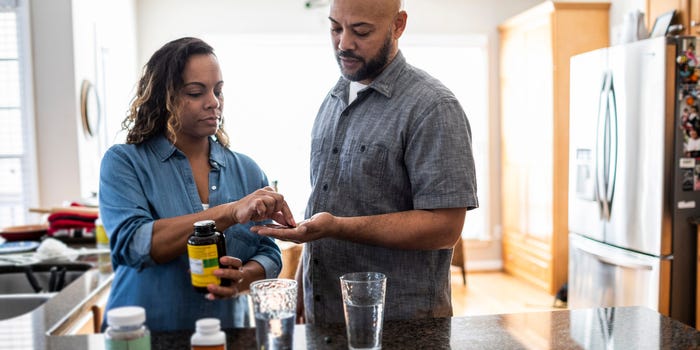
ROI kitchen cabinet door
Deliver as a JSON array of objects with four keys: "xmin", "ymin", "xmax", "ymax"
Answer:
[
  {"xmin": 686, "ymin": 0, "xmax": 700, "ymax": 35},
  {"xmin": 646, "ymin": 0, "xmax": 688, "ymax": 34},
  {"xmin": 499, "ymin": 1, "xmax": 610, "ymax": 294}
]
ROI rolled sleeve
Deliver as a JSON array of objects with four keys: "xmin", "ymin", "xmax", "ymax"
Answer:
[
  {"xmin": 252, "ymin": 254, "xmax": 281, "ymax": 279},
  {"xmin": 129, "ymin": 222, "xmax": 156, "ymax": 269},
  {"xmin": 252, "ymin": 235, "xmax": 282, "ymax": 278}
]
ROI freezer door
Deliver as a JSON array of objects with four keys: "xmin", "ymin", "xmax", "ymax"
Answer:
[
  {"xmin": 568, "ymin": 234, "xmax": 662, "ymax": 311},
  {"xmin": 569, "ymin": 47, "xmax": 608, "ymax": 242},
  {"xmin": 604, "ymin": 37, "xmax": 668, "ymax": 255},
  {"xmin": 569, "ymin": 308, "xmax": 661, "ymax": 349}
]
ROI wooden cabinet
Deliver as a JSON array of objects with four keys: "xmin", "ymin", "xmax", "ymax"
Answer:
[
  {"xmin": 498, "ymin": 2, "xmax": 610, "ymax": 295},
  {"xmin": 646, "ymin": 0, "xmax": 700, "ymax": 36},
  {"xmin": 647, "ymin": 0, "xmax": 684, "ymax": 32},
  {"xmin": 691, "ymin": 2, "xmax": 700, "ymax": 35}
]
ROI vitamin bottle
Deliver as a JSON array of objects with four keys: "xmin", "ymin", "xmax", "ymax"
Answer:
[
  {"xmin": 187, "ymin": 220, "xmax": 230, "ymax": 293},
  {"xmin": 104, "ymin": 306, "xmax": 151, "ymax": 350},
  {"xmin": 95, "ymin": 217, "xmax": 112, "ymax": 274},
  {"xmin": 191, "ymin": 318, "xmax": 227, "ymax": 350}
]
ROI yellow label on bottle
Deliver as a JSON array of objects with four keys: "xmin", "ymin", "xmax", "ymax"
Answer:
[
  {"xmin": 96, "ymin": 224, "xmax": 109, "ymax": 245},
  {"xmin": 187, "ymin": 244, "xmax": 221, "ymax": 287}
]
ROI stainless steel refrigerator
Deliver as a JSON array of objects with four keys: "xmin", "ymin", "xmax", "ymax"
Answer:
[{"xmin": 568, "ymin": 36, "xmax": 698, "ymax": 326}]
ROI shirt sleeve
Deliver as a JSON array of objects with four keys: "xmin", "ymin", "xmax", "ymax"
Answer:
[
  {"xmin": 406, "ymin": 96, "xmax": 479, "ymax": 211},
  {"xmin": 250, "ymin": 170, "xmax": 283, "ymax": 278},
  {"xmin": 228, "ymin": 157, "xmax": 283, "ymax": 278},
  {"xmin": 250, "ymin": 237, "xmax": 283, "ymax": 279},
  {"xmin": 99, "ymin": 146, "xmax": 157, "ymax": 270}
]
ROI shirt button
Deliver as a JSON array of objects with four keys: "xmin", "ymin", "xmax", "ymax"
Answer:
[
  {"xmin": 313, "ymin": 259, "xmax": 319, "ymax": 265},
  {"xmin": 332, "ymin": 147, "xmax": 338, "ymax": 154},
  {"xmin": 314, "ymin": 295, "xmax": 321, "ymax": 302},
  {"xmin": 211, "ymin": 185, "xmax": 217, "ymax": 190},
  {"xmin": 322, "ymin": 184, "xmax": 328, "ymax": 191}
]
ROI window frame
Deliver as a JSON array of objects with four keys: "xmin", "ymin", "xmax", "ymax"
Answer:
[{"xmin": 0, "ymin": 0, "xmax": 39, "ymax": 226}]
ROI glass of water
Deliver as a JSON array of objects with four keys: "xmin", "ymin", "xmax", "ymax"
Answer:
[
  {"xmin": 250, "ymin": 278, "xmax": 297, "ymax": 350},
  {"xmin": 340, "ymin": 272, "xmax": 386, "ymax": 350}
]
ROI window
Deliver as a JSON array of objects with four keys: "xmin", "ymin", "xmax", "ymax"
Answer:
[
  {"xmin": 210, "ymin": 34, "xmax": 489, "ymax": 240},
  {"xmin": 0, "ymin": 0, "xmax": 36, "ymax": 226}
]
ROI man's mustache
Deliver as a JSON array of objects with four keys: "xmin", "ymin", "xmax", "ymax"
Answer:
[{"xmin": 337, "ymin": 50, "xmax": 363, "ymax": 61}]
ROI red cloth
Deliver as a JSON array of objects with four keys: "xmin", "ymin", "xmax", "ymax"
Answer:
[
  {"xmin": 47, "ymin": 212, "xmax": 98, "ymax": 223},
  {"xmin": 48, "ymin": 219, "xmax": 95, "ymax": 229},
  {"xmin": 47, "ymin": 208, "xmax": 98, "ymax": 238}
]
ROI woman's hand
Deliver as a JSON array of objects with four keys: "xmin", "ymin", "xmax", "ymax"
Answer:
[
  {"xmin": 205, "ymin": 256, "xmax": 246, "ymax": 300},
  {"xmin": 229, "ymin": 186, "xmax": 296, "ymax": 227},
  {"xmin": 250, "ymin": 212, "xmax": 334, "ymax": 243}
]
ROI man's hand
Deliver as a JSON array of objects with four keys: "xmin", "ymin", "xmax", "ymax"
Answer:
[{"xmin": 250, "ymin": 212, "xmax": 333, "ymax": 243}]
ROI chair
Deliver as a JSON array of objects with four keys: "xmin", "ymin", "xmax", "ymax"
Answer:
[
  {"xmin": 278, "ymin": 241, "xmax": 303, "ymax": 280},
  {"xmin": 451, "ymin": 236, "xmax": 467, "ymax": 286}
]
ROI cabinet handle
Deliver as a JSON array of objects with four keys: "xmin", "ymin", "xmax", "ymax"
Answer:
[{"xmin": 691, "ymin": 21, "xmax": 700, "ymax": 33}]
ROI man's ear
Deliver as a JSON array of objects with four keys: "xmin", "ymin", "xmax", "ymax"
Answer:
[{"xmin": 393, "ymin": 10, "xmax": 407, "ymax": 38}]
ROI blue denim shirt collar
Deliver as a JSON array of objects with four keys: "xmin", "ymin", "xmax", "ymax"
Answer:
[
  {"xmin": 149, "ymin": 133, "xmax": 227, "ymax": 170},
  {"xmin": 331, "ymin": 50, "xmax": 406, "ymax": 102}
]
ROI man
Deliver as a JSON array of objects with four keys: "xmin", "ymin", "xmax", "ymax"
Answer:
[{"xmin": 252, "ymin": 0, "xmax": 478, "ymax": 324}]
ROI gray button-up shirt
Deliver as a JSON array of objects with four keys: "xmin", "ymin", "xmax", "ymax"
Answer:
[{"xmin": 303, "ymin": 51, "xmax": 479, "ymax": 324}]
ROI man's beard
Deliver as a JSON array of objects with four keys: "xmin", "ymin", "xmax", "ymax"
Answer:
[{"xmin": 335, "ymin": 32, "xmax": 393, "ymax": 82}]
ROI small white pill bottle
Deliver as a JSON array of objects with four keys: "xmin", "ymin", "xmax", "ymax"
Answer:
[
  {"xmin": 104, "ymin": 306, "xmax": 151, "ymax": 350},
  {"xmin": 191, "ymin": 318, "xmax": 227, "ymax": 350}
]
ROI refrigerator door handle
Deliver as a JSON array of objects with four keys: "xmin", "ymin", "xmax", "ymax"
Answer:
[
  {"xmin": 596, "ymin": 253, "xmax": 653, "ymax": 271},
  {"xmin": 605, "ymin": 75, "xmax": 618, "ymax": 214},
  {"xmin": 596, "ymin": 72, "xmax": 612, "ymax": 220},
  {"xmin": 574, "ymin": 239, "xmax": 654, "ymax": 271}
]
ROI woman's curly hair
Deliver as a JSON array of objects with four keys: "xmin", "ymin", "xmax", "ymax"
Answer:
[{"xmin": 122, "ymin": 37, "xmax": 229, "ymax": 147}]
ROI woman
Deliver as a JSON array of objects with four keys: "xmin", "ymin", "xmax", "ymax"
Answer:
[{"xmin": 99, "ymin": 37, "xmax": 295, "ymax": 331}]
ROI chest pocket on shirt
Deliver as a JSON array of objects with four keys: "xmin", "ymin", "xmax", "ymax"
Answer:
[{"xmin": 341, "ymin": 140, "xmax": 388, "ymax": 203}]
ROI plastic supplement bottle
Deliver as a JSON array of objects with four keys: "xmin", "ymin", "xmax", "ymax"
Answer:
[
  {"xmin": 104, "ymin": 306, "xmax": 151, "ymax": 350},
  {"xmin": 95, "ymin": 217, "xmax": 112, "ymax": 274},
  {"xmin": 191, "ymin": 318, "xmax": 227, "ymax": 350},
  {"xmin": 187, "ymin": 220, "xmax": 230, "ymax": 293}
]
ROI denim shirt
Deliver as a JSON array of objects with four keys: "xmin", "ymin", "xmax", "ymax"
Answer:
[
  {"xmin": 99, "ymin": 134, "xmax": 281, "ymax": 331},
  {"xmin": 303, "ymin": 51, "xmax": 479, "ymax": 324}
]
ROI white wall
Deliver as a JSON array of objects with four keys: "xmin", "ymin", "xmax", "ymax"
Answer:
[
  {"xmin": 30, "ymin": 0, "xmax": 81, "ymax": 208},
  {"xmin": 30, "ymin": 0, "xmax": 138, "ymax": 208}
]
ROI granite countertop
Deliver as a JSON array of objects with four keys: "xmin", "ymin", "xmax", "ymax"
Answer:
[
  {"xmin": 14, "ymin": 301, "xmax": 700, "ymax": 349},
  {"xmin": 142, "ymin": 306, "xmax": 700, "ymax": 349},
  {"xmin": 1, "ymin": 256, "xmax": 698, "ymax": 349}
]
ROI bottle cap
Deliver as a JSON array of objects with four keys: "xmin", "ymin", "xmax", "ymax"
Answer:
[
  {"xmin": 194, "ymin": 220, "xmax": 216, "ymax": 227},
  {"xmin": 196, "ymin": 318, "xmax": 221, "ymax": 333},
  {"xmin": 107, "ymin": 306, "xmax": 146, "ymax": 327},
  {"xmin": 193, "ymin": 220, "xmax": 217, "ymax": 235}
]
